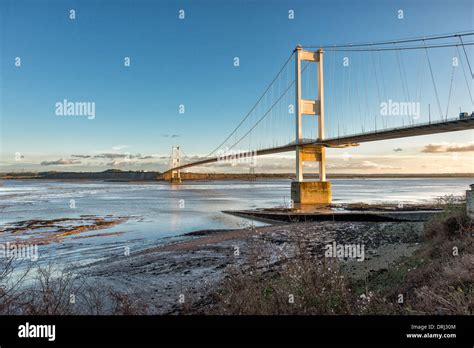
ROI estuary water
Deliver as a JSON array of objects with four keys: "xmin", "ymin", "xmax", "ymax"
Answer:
[{"xmin": 0, "ymin": 178, "xmax": 471, "ymax": 265}]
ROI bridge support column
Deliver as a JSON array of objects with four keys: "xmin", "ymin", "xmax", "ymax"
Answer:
[{"xmin": 291, "ymin": 46, "xmax": 331, "ymax": 207}]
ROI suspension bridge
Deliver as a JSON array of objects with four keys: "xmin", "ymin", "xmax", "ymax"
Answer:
[{"xmin": 164, "ymin": 32, "xmax": 474, "ymax": 206}]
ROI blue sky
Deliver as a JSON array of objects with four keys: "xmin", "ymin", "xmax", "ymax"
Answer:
[{"xmin": 1, "ymin": 0, "xmax": 473, "ymax": 173}]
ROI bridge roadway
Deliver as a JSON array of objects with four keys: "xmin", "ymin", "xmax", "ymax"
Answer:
[{"xmin": 164, "ymin": 117, "xmax": 474, "ymax": 174}]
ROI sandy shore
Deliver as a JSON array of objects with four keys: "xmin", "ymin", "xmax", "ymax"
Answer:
[{"xmin": 74, "ymin": 219, "xmax": 424, "ymax": 314}]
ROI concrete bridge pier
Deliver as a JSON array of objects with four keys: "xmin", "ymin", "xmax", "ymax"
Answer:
[
  {"xmin": 291, "ymin": 181, "xmax": 331, "ymax": 205},
  {"xmin": 170, "ymin": 171, "xmax": 181, "ymax": 184},
  {"xmin": 162, "ymin": 171, "xmax": 181, "ymax": 183}
]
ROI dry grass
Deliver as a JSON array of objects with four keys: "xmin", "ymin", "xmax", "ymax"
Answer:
[
  {"xmin": 378, "ymin": 195, "xmax": 473, "ymax": 315},
  {"xmin": 208, "ymin": 259, "xmax": 362, "ymax": 315},
  {"xmin": 0, "ymin": 261, "xmax": 151, "ymax": 315},
  {"xmin": 206, "ymin": 231, "xmax": 382, "ymax": 315}
]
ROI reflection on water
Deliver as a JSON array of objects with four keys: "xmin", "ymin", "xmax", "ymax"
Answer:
[{"xmin": 0, "ymin": 178, "xmax": 471, "ymax": 264}]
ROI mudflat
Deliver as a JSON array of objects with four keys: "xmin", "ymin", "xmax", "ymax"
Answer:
[{"xmin": 75, "ymin": 220, "xmax": 423, "ymax": 314}]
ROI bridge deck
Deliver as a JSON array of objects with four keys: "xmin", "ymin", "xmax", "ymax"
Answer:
[{"xmin": 164, "ymin": 117, "xmax": 474, "ymax": 174}]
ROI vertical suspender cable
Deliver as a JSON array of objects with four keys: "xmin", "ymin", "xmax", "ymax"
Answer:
[
  {"xmin": 445, "ymin": 46, "xmax": 457, "ymax": 119},
  {"xmin": 456, "ymin": 45, "xmax": 474, "ymax": 106},
  {"xmin": 423, "ymin": 39, "xmax": 444, "ymax": 119}
]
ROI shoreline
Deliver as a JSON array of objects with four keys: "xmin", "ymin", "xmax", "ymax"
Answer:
[{"xmin": 2, "ymin": 172, "xmax": 474, "ymax": 182}]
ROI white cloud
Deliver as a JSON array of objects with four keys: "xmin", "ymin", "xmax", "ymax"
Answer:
[{"xmin": 111, "ymin": 145, "xmax": 130, "ymax": 151}]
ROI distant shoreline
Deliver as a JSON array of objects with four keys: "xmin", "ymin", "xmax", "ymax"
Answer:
[{"xmin": 1, "ymin": 170, "xmax": 473, "ymax": 182}]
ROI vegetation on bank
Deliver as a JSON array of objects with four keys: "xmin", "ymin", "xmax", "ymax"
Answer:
[{"xmin": 206, "ymin": 196, "xmax": 473, "ymax": 315}]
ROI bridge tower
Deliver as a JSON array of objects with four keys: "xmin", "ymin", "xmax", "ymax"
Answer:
[
  {"xmin": 291, "ymin": 45, "xmax": 331, "ymax": 206},
  {"xmin": 169, "ymin": 145, "xmax": 182, "ymax": 183}
]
